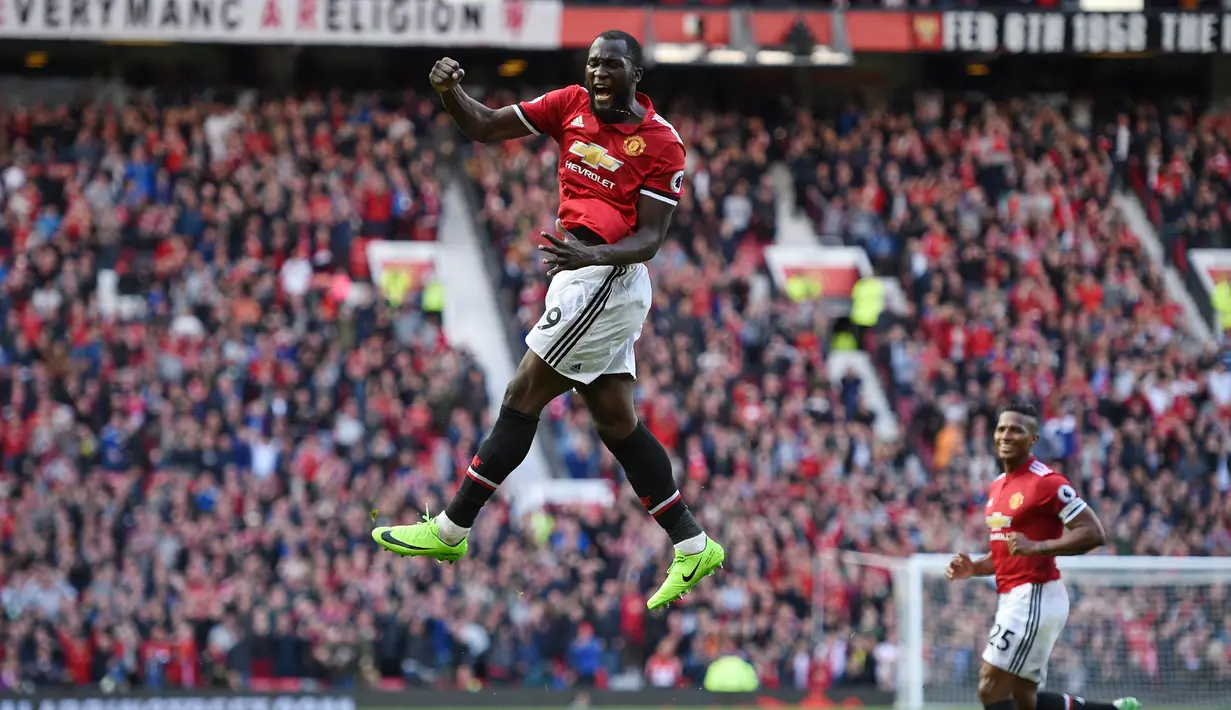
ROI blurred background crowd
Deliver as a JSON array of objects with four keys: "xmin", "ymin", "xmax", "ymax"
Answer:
[{"xmin": 0, "ymin": 26, "xmax": 1230, "ymax": 707}]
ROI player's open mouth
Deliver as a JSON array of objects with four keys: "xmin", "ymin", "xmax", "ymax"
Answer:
[{"xmin": 593, "ymin": 87, "xmax": 613, "ymax": 100}]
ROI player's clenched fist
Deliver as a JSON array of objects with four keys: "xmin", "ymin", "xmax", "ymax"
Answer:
[
  {"xmin": 429, "ymin": 58, "xmax": 465, "ymax": 93},
  {"xmin": 945, "ymin": 552, "xmax": 974, "ymax": 581},
  {"xmin": 1006, "ymin": 532, "xmax": 1040, "ymax": 556}
]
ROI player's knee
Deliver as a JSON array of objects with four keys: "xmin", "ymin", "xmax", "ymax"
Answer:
[
  {"xmin": 1013, "ymin": 688, "xmax": 1037, "ymax": 710},
  {"xmin": 501, "ymin": 378, "xmax": 539, "ymax": 415},
  {"xmin": 501, "ymin": 370, "xmax": 547, "ymax": 415},
  {"xmin": 591, "ymin": 412, "xmax": 637, "ymax": 442},
  {"xmin": 977, "ymin": 667, "xmax": 1013, "ymax": 705},
  {"xmin": 581, "ymin": 384, "xmax": 638, "ymax": 441},
  {"xmin": 586, "ymin": 391, "xmax": 637, "ymax": 440},
  {"xmin": 978, "ymin": 682, "xmax": 1009, "ymax": 706},
  {"xmin": 503, "ymin": 353, "xmax": 570, "ymax": 415}
]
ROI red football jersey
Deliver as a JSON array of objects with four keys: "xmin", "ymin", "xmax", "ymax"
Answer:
[
  {"xmin": 985, "ymin": 457, "xmax": 1088, "ymax": 594},
  {"xmin": 514, "ymin": 85, "xmax": 686, "ymax": 243}
]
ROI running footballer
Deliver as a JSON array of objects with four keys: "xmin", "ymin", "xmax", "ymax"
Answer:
[{"xmin": 946, "ymin": 403, "xmax": 1139, "ymax": 710}]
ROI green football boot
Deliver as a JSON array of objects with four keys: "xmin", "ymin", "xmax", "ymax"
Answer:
[{"xmin": 647, "ymin": 537, "xmax": 725, "ymax": 610}]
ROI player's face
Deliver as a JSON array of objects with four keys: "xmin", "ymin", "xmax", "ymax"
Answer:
[
  {"xmin": 585, "ymin": 38, "xmax": 641, "ymax": 116},
  {"xmin": 993, "ymin": 412, "xmax": 1038, "ymax": 462}
]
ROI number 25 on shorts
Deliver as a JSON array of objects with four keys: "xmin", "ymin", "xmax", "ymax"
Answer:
[{"xmin": 988, "ymin": 623, "xmax": 1016, "ymax": 652}]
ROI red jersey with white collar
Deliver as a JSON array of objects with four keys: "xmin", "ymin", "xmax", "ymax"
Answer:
[
  {"xmin": 514, "ymin": 85, "xmax": 686, "ymax": 243},
  {"xmin": 985, "ymin": 457, "xmax": 1088, "ymax": 594}
]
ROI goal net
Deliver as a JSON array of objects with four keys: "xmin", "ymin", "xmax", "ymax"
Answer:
[{"xmin": 839, "ymin": 553, "xmax": 1231, "ymax": 710}]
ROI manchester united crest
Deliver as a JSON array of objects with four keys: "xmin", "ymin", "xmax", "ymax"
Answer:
[
  {"xmin": 1009, "ymin": 492, "xmax": 1024, "ymax": 510},
  {"xmin": 623, "ymin": 135, "xmax": 646, "ymax": 157},
  {"xmin": 913, "ymin": 16, "xmax": 941, "ymax": 50}
]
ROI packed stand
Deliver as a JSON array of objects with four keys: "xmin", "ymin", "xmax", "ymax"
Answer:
[
  {"xmin": 1129, "ymin": 101, "xmax": 1231, "ymax": 302},
  {"xmin": 468, "ymin": 87, "xmax": 1231, "ymax": 693},
  {"xmin": 787, "ymin": 93, "xmax": 1231, "ymax": 684},
  {"xmin": 2, "ymin": 83, "xmax": 1230, "ymax": 697},
  {"xmin": 1128, "ymin": 102, "xmax": 1217, "ymax": 254},
  {"xmin": 0, "ymin": 90, "xmax": 489, "ymax": 691}
]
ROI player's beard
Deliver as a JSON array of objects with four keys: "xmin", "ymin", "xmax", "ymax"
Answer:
[
  {"xmin": 591, "ymin": 92, "xmax": 636, "ymax": 123},
  {"xmin": 593, "ymin": 105, "xmax": 631, "ymax": 123}
]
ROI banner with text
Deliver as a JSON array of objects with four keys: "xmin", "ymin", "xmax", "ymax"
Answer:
[
  {"xmin": 918, "ymin": 10, "xmax": 1231, "ymax": 54},
  {"xmin": 0, "ymin": 0, "xmax": 562, "ymax": 48}
]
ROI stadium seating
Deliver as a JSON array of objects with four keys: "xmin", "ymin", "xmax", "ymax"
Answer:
[
  {"xmin": 1128, "ymin": 102, "xmax": 1231, "ymax": 326},
  {"xmin": 466, "ymin": 91, "xmax": 1231, "ymax": 690},
  {"xmin": 0, "ymin": 91, "xmax": 486, "ymax": 689},
  {"xmin": 1, "ymin": 86, "xmax": 1229, "ymax": 695},
  {"xmin": 791, "ymin": 96, "xmax": 1231, "ymax": 689}
]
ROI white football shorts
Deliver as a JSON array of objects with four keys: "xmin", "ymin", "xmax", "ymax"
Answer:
[
  {"xmin": 525, "ymin": 263, "xmax": 651, "ymax": 384},
  {"xmin": 982, "ymin": 579, "xmax": 1069, "ymax": 685}
]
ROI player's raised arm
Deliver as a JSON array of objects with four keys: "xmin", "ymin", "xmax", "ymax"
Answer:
[{"xmin": 430, "ymin": 58, "xmax": 534, "ymax": 144}]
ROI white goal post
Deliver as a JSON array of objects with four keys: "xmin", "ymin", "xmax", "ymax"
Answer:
[{"xmin": 839, "ymin": 552, "xmax": 1231, "ymax": 710}]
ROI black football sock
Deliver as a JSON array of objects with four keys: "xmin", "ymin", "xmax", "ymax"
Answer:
[
  {"xmin": 1038, "ymin": 693, "xmax": 1116, "ymax": 710},
  {"xmin": 602, "ymin": 422, "xmax": 705, "ymax": 548},
  {"xmin": 444, "ymin": 406, "xmax": 539, "ymax": 528},
  {"xmin": 984, "ymin": 700, "xmax": 1018, "ymax": 710}
]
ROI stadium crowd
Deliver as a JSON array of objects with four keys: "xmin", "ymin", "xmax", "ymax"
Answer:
[
  {"xmin": 788, "ymin": 94, "xmax": 1231, "ymax": 695},
  {"xmin": 468, "ymin": 88, "xmax": 1231, "ymax": 695},
  {"xmin": 0, "ymin": 83, "xmax": 1229, "ymax": 698},
  {"xmin": 1131, "ymin": 101, "xmax": 1231, "ymax": 269},
  {"xmin": 787, "ymin": 96, "xmax": 1231, "ymax": 501}
]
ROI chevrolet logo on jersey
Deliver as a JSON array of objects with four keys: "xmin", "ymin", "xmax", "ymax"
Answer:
[
  {"xmin": 987, "ymin": 512, "xmax": 1013, "ymax": 540},
  {"xmin": 569, "ymin": 141, "xmax": 623, "ymax": 171}
]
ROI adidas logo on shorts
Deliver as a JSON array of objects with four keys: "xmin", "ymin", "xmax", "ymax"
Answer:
[{"xmin": 567, "ymin": 363, "xmax": 582, "ymax": 373}]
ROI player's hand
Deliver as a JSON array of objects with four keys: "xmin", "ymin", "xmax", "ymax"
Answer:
[
  {"xmin": 539, "ymin": 220, "xmax": 599, "ymax": 277},
  {"xmin": 1006, "ymin": 533, "xmax": 1040, "ymax": 557},
  {"xmin": 429, "ymin": 57, "xmax": 465, "ymax": 93},
  {"xmin": 945, "ymin": 552, "xmax": 974, "ymax": 581}
]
